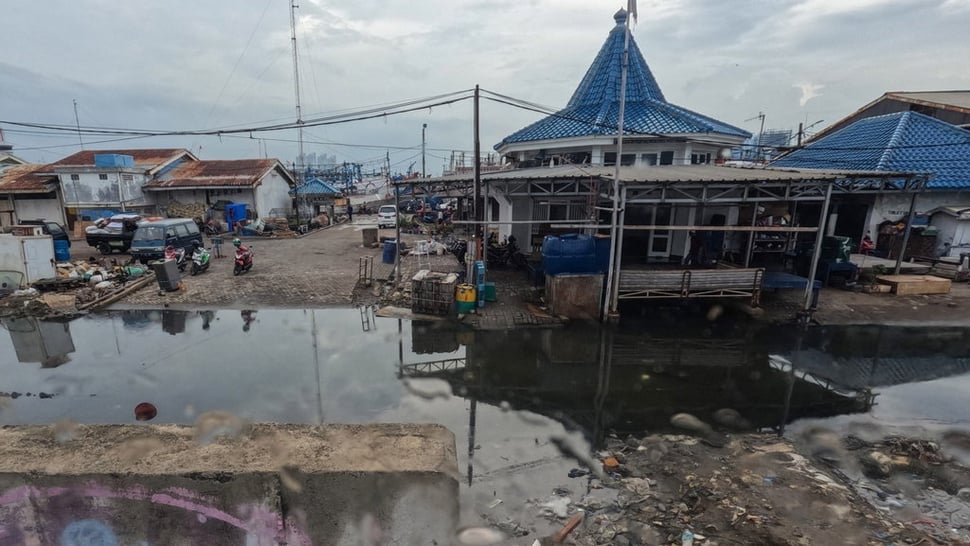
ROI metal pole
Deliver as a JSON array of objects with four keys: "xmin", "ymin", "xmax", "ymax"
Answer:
[
  {"xmin": 473, "ymin": 85, "xmax": 483, "ymax": 268},
  {"xmin": 394, "ymin": 181, "xmax": 401, "ymax": 288},
  {"xmin": 744, "ymin": 206, "xmax": 757, "ymax": 268},
  {"xmin": 421, "ymin": 123, "xmax": 427, "ymax": 178},
  {"xmin": 804, "ymin": 183, "xmax": 833, "ymax": 311},
  {"xmin": 894, "ymin": 191, "xmax": 919, "ymax": 275},
  {"xmin": 289, "ymin": 0, "xmax": 305, "ymax": 183},
  {"xmin": 72, "ymin": 99, "xmax": 84, "ymax": 149},
  {"xmin": 602, "ymin": 9, "xmax": 632, "ymax": 322},
  {"xmin": 609, "ymin": 186, "xmax": 627, "ymax": 313}
]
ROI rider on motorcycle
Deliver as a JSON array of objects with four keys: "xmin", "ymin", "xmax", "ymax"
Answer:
[{"xmin": 232, "ymin": 237, "xmax": 250, "ymax": 255}]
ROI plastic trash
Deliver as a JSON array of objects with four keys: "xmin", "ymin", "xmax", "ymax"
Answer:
[{"xmin": 681, "ymin": 529, "xmax": 694, "ymax": 546}]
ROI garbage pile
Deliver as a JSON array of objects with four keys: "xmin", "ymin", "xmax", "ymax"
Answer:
[
  {"xmin": 32, "ymin": 259, "xmax": 150, "ymax": 307},
  {"xmin": 262, "ymin": 217, "xmax": 297, "ymax": 238}
]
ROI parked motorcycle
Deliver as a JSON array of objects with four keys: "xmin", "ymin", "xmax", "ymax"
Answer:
[
  {"xmin": 447, "ymin": 238, "xmax": 468, "ymax": 266},
  {"xmin": 233, "ymin": 245, "xmax": 254, "ymax": 276},
  {"xmin": 164, "ymin": 245, "xmax": 188, "ymax": 272},
  {"xmin": 190, "ymin": 243, "xmax": 211, "ymax": 276},
  {"xmin": 487, "ymin": 234, "xmax": 527, "ymax": 269}
]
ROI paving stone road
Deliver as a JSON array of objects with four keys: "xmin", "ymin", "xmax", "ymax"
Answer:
[{"xmin": 117, "ymin": 221, "xmax": 387, "ymax": 308}]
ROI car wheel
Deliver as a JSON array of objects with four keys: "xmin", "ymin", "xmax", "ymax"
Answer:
[{"xmin": 98, "ymin": 243, "xmax": 112, "ymax": 255}]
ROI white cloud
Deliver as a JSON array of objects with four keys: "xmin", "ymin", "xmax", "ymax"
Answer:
[{"xmin": 795, "ymin": 83, "xmax": 825, "ymax": 107}]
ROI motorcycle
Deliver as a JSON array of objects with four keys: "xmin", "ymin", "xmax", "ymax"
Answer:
[
  {"xmin": 447, "ymin": 238, "xmax": 468, "ymax": 267},
  {"xmin": 164, "ymin": 245, "xmax": 188, "ymax": 272},
  {"xmin": 233, "ymin": 245, "xmax": 254, "ymax": 276},
  {"xmin": 190, "ymin": 245, "xmax": 211, "ymax": 276},
  {"xmin": 486, "ymin": 234, "xmax": 527, "ymax": 269}
]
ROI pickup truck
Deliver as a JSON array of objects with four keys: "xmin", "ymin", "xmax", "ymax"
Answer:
[{"xmin": 85, "ymin": 214, "xmax": 143, "ymax": 254}]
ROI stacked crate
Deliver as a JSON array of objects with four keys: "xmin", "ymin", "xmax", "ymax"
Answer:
[{"xmin": 411, "ymin": 270, "xmax": 458, "ymax": 316}]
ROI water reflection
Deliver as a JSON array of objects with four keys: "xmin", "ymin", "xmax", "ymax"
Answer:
[{"xmin": 0, "ymin": 317, "xmax": 75, "ymax": 368}]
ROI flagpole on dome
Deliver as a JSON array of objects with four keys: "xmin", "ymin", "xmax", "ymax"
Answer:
[{"xmin": 603, "ymin": 1, "xmax": 635, "ymax": 322}]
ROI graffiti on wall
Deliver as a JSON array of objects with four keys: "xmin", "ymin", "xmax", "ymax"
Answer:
[{"xmin": 0, "ymin": 484, "xmax": 313, "ymax": 546}]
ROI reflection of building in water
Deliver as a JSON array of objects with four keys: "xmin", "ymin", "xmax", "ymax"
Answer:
[
  {"xmin": 403, "ymin": 326, "xmax": 873, "ymax": 446},
  {"xmin": 411, "ymin": 321, "xmax": 461, "ymax": 355},
  {"xmin": 1, "ymin": 317, "xmax": 75, "ymax": 368},
  {"xmin": 161, "ymin": 310, "xmax": 188, "ymax": 336}
]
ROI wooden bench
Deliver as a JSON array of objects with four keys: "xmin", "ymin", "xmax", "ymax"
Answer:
[{"xmin": 618, "ymin": 268, "xmax": 765, "ymax": 306}]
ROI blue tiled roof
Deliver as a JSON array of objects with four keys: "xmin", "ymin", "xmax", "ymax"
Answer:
[
  {"xmin": 290, "ymin": 177, "xmax": 341, "ymax": 195},
  {"xmin": 772, "ymin": 111, "xmax": 970, "ymax": 189},
  {"xmin": 496, "ymin": 9, "xmax": 750, "ymax": 148}
]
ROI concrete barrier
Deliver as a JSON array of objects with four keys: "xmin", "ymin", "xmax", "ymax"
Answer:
[{"xmin": 0, "ymin": 423, "xmax": 459, "ymax": 545}]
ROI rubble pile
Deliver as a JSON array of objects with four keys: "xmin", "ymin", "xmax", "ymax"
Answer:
[
  {"xmin": 165, "ymin": 201, "xmax": 208, "ymax": 220},
  {"xmin": 263, "ymin": 217, "xmax": 297, "ymax": 238},
  {"xmin": 24, "ymin": 259, "xmax": 151, "ymax": 310}
]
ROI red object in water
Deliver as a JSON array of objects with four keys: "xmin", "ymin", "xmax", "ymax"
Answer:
[{"xmin": 134, "ymin": 403, "xmax": 157, "ymax": 421}]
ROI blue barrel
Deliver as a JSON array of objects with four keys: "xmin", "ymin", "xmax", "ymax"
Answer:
[
  {"xmin": 54, "ymin": 240, "xmax": 71, "ymax": 262},
  {"xmin": 542, "ymin": 234, "xmax": 596, "ymax": 275},
  {"xmin": 382, "ymin": 239, "xmax": 398, "ymax": 264},
  {"xmin": 594, "ymin": 235, "xmax": 612, "ymax": 273}
]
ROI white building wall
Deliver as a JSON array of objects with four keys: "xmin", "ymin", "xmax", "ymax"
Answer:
[
  {"xmin": 59, "ymin": 171, "xmax": 149, "ymax": 207},
  {"xmin": 255, "ymin": 170, "xmax": 293, "ymax": 218},
  {"xmin": 869, "ymin": 190, "xmax": 970, "ymax": 240},
  {"xmin": 14, "ymin": 198, "xmax": 65, "ymax": 225}
]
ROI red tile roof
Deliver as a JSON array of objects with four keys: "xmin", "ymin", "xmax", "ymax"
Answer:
[
  {"xmin": 144, "ymin": 159, "xmax": 290, "ymax": 189},
  {"xmin": 0, "ymin": 164, "xmax": 58, "ymax": 193},
  {"xmin": 49, "ymin": 148, "xmax": 191, "ymax": 169}
]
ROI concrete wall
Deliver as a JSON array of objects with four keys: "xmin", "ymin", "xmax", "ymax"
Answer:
[
  {"xmin": 14, "ymin": 196, "xmax": 66, "ymax": 226},
  {"xmin": 546, "ymin": 273, "xmax": 604, "ymax": 320},
  {"xmin": 0, "ymin": 423, "xmax": 458, "ymax": 546},
  {"xmin": 255, "ymin": 170, "xmax": 293, "ymax": 218}
]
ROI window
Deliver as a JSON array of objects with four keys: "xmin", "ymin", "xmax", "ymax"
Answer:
[
  {"xmin": 70, "ymin": 174, "xmax": 79, "ymax": 181},
  {"xmin": 99, "ymin": 174, "xmax": 108, "ymax": 180},
  {"xmin": 691, "ymin": 153, "xmax": 712, "ymax": 165},
  {"xmin": 660, "ymin": 151, "xmax": 675, "ymax": 165},
  {"xmin": 604, "ymin": 153, "xmax": 636, "ymax": 166},
  {"xmin": 641, "ymin": 153, "xmax": 658, "ymax": 166},
  {"xmin": 174, "ymin": 223, "xmax": 192, "ymax": 237},
  {"xmin": 122, "ymin": 175, "xmax": 133, "ymax": 182}
]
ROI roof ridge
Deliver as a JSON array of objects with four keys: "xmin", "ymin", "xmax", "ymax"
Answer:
[{"xmin": 877, "ymin": 111, "xmax": 910, "ymax": 170}]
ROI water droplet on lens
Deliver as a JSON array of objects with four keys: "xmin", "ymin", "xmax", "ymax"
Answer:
[
  {"xmin": 455, "ymin": 526, "xmax": 507, "ymax": 545},
  {"xmin": 279, "ymin": 466, "xmax": 303, "ymax": 493},
  {"xmin": 499, "ymin": 401, "xmax": 511, "ymax": 412},
  {"xmin": 193, "ymin": 411, "xmax": 246, "ymax": 445},
  {"xmin": 53, "ymin": 419, "xmax": 78, "ymax": 444},
  {"xmin": 116, "ymin": 437, "xmax": 163, "ymax": 462}
]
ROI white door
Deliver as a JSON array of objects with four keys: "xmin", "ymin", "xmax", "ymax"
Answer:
[
  {"xmin": 22, "ymin": 237, "xmax": 55, "ymax": 283},
  {"xmin": 647, "ymin": 205, "xmax": 672, "ymax": 260}
]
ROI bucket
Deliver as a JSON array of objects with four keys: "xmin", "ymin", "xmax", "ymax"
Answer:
[
  {"xmin": 54, "ymin": 240, "xmax": 70, "ymax": 262},
  {"xmin": 484, "ymin": 282, "xmax": 497, "ymax": 302},
  {"xmin": 455, "ymin": 284, "xmax": 476, "ymax": 313},
  {"xmin": 382, "ymin": 239, "xmax": 398, "ymax": 264}
]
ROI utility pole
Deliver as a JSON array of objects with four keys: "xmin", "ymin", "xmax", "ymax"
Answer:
[
  {"xmin": 797, "ymin": 122, "xmax": 803, "ymax": 147},
  {"xmin": 473, "ymin": 85, "xmax": 482, "ymax": 271},
  {"xmin": 421, "ymin": 123, "xmax": 427, "ymax": 178},
  {"xmin": 72, "ymin": 99, "xmax": 84, "ymax": 150},
  {"xmin": 289, "ymin": 0, "xmax": 305, "ymax": 183},
  {"xmin": 602, "ymin": 7, "xmax": 632, "ymax": 322}
]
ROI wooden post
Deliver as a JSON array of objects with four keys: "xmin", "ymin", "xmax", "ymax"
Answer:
[
  {"xmin": 804, "ymin": 183, "xmax": 833, "ymax": 311},
  {"xmin": 894, "ymin": 191, "xmax": 918, "ymax": 275}
]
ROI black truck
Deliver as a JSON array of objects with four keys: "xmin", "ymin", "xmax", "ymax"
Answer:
[{"xmin": 84, "ymin": 214, "xmax": 143, "ymax": 254}]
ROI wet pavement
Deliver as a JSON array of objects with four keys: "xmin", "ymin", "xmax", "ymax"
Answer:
[{"xmin": 3, "ymin": 308, "xmax": 970, "ymax": 539}]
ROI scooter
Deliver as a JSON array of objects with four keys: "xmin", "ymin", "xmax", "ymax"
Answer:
[
  {"xmin": 190, "ymin": 245, "xmax": 211, "ymax": 276},
  {"xmin": 164, "ymin": 245, "xmax": 188, "ymax": 272},
  {"xmin": 233, "ymin": 245, "xmax": 254, "ymax": 276}
]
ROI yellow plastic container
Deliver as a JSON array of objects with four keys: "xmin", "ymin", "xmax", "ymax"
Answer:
[{"xmin": 455, "ymin": 284, "xmax": 477, "ymax": 313}]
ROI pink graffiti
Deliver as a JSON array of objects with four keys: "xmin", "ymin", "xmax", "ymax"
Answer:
[{"xmin": 0, "ymin": 483, "xmax": 313, "ymax": 546}]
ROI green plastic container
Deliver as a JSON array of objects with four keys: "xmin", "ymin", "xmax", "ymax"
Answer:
[
  {"xmin": 484, "ymin": 282, "xmax": 497, "ymax": 302},
  {"xmin": 456, "ymin": 300, "xmax": 476, "ymax": 314}
]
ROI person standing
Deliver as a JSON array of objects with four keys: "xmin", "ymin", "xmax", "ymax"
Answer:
[{"xmin": 347, "ymin": 203, "xmax": 353, "ymax": 223}]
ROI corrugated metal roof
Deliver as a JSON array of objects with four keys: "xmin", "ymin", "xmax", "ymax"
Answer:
[
  {"xmin": 50, "ymin": 148, "xmax": 192, "ymax": 169},
  {"xmin": 889, "ymin": 91, "xmax": 970, "ymax": 113},
  {"xmin": 927, "ymin": 205, "xmax": 970, "ymax": 219},
  {"xmin": 772, "ymin": 111, "xmax": 970, "ymax": 189},
  {"xmin": 0, "ymin": 164, "xmax": 57, "ymax": 193},
  {"xmin": 144, "ymin": 159, "xmax": 285, "ymax": 189},
  {"xmin": 495, "ymin": 9, "xmax": 749, "ymax": 149},
  {"xmin": 419, "ymin": 164, "xmax": 905, "ymax": 185}
]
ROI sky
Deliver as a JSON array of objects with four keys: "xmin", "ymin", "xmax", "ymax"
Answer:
[{"xmin": 2, "ymin": 0, "xmax": 969, "ymax": 175}]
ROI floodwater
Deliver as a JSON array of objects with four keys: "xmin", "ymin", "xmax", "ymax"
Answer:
[{"xmin": 2, "ymin": 308, "xmax": 970, "ymax": 533}]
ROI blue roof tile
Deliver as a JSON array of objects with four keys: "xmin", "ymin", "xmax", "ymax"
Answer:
[
  {"xmin": 290, "ymin": 177, "xmax": 341, "ymax": 195},
  {"xmin": 772, "ymin": 111, "xmax": 970, "ymax": 189},
  {"xmin": 497, "ymin": 9, "xmax": 749, "ymax": 148}
]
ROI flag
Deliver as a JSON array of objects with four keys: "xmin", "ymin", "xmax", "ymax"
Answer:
[{"xmin": 628, "ymin": 0, "xmax": 637, "ymax": 23}]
